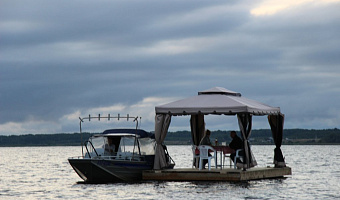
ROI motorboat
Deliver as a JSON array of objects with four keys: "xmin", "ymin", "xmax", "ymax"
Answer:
[{"xmin": 68, "ymin": 114, "xmax": 174, "ymax": 183}]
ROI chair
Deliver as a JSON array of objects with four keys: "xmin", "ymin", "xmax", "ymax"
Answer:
[
  {"xmin": 234, "ymin": 149, "xmax": 244, "ymax": 169},
  {"xmin": 191, "ymin": 145, "xmax": 200, "ymax": 168},
  {"xmin": 198, "ymin": 145, "xmax": 216, "ymax": 170}
]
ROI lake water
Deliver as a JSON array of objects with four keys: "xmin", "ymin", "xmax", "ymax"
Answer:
[{"xmin": 0, "ymin": 145, "xmax": 339, "ymax": 199}]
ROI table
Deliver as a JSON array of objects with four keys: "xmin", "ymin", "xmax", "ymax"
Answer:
[{"xmin": 213, "ymin": 146, "xmax": 235, "ymax": 168}]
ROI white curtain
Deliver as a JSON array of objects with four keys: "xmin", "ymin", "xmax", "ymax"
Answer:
[{"xmin": 153, "ymin": 114, "xmax": 171, "ymax": 169}]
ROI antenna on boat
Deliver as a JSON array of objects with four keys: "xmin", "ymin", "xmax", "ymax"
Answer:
[
  {"xmin": 139, "ymin": 117, "xmax": 142, "ymax": 128},
  {"xmin": 133, "ymin": 117, "xmax": 138, "ymax": 129},
  {"xmin": 79, "ymin": 117, "xmax": 84, "ymax": 157}
]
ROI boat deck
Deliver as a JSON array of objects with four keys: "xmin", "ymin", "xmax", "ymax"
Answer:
[{"xmin": 143, "ymin": 166, "xmax": 291, "ymax": 182}]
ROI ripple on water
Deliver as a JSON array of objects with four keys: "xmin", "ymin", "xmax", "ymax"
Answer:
[{"xmin": 0, "ymin": 145, "xmax": 339, "ymax": 200}]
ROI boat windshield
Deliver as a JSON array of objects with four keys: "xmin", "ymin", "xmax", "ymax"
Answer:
[
  {"xmin": 85, "ymin": 137, "xmax": 106, "ymax": 157},
  {"xmin": 118, "ymin": 137, "xmax": 137, "ymax": 154},
  {"xmin": 85, "ymin": 135, "xmax": 156, "ymax": 159},
  {"xmin": 139, "ymin": 138, "xmax": 156, "ymax": 155}
]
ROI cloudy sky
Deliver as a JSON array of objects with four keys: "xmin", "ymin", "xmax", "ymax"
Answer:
[{"xmin": 1, "ymin": 0, "xmax": 340, "ymax": 135}]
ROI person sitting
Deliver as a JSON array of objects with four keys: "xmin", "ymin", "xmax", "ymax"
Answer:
[
  {"xmin": 229, "ymin": 131, "xmax": 243, "ymax": 164},
  {"xmin": 104, "ymin": 138, "xmax": 115, "ymax": 156},
  {"xmin": 200, "ymin": 129, "xmax": 212, "ymax": 146}
]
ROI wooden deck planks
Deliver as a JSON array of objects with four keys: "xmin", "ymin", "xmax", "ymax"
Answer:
[{"xmin": 143, "ymin": 167, "xmax": 292, "ymax": 182}]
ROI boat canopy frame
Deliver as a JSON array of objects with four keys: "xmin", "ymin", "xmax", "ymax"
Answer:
[{"xmin": 78, "ymin": 114, "xmax": 141, "ymax": 158}]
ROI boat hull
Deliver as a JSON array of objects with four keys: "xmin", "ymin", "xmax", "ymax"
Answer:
[{"xmin": 68, "ymin": 157, "xmax": 154, "ymax": 183}]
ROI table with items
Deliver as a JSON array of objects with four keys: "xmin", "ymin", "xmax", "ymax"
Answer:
[{"xmin": 213, "ymin": 146, "xmax": 235, "ymax": 168}]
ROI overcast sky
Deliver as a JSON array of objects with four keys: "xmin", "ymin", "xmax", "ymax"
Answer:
[{"xmin": 1, "ymin": 0, "xmax": 340, "ymax": 135}]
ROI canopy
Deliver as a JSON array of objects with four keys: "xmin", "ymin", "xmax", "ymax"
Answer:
[
  {"xmin": 156, "ymin": 87, "xmax": 280, "ymax": 116},
  {"xmin": 153, "ymin": 87, "xmax": 286, "ymax": 170},
  {"xmin": 102, "ymin": 129, "xmax": 154, "ymax": 138}
]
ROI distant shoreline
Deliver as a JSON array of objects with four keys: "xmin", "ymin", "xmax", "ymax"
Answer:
[
  {"xmin": 0, "ymin": 143, "xmax": 339, "ymax": 147},
  {"xmin": 0, "ymin": 128, "xmax": 339, "ymax": 147}
]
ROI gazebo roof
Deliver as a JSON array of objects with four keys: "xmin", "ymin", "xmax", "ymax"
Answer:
[{"xmin": 155, "ymin": 87, "xmax": 280, "ymax": 115}]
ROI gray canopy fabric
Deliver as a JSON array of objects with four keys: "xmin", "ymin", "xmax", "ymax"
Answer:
[
  {"xmin": 153, "ymin": 114, "xmax": 171, "ymax": 169},
  {"xmin": 190, "ymin": 114, "xmax": 205, "ymax": 145},
  {"xmin": 153, "ymin": 87, "xmax": 284, "ymax": 170},
  {"xmin": 156, "ymin": 87, "xmax": 280, "ymax": 115},
  {"xmin": 190, "ymin": 114, "xmax": 205, "ymax": 168},
  {"xmin": 237, "ymin": 113, "xmax": 257, "ymax": 168},
  {"xmin": 268, "ymin": 114, "xmax": 286, "ymax": 167}
]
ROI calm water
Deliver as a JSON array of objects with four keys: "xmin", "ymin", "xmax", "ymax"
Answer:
[{"xmin": 0, "ymin": 145, "xmax": 339, "ymax": 199}]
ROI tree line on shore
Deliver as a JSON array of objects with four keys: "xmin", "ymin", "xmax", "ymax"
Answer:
[{"xmin": 0, "ymin": 128, "xmax": 339, "ymax": 147}]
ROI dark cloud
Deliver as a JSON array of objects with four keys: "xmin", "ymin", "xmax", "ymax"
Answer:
[{"xmin": 1, "ymin": 0, "xmax": 340, "ymax": 135}]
